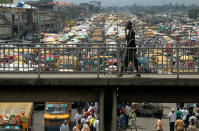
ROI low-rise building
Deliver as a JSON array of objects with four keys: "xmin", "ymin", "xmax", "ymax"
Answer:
[{"xmin": 0, "ymin": 3, "xmax": 36, "ymax": 39}]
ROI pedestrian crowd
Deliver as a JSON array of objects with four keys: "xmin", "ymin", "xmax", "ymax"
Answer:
[
  {"xmin": 167, "ymin": 103, "xmax": 199, "ymax": 131},
  {"xmin": 117, "ymin": 103, "xmax": 138, "ymax": 131},
  {"xmin": 60, "ymin": 102, "xmax": 199, "ymax": 131},
  {"xmin": 60, "ymin": 102, "xmax": 99, "ymax": 131}
]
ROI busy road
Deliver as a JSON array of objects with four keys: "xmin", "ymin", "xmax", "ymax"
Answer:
[
  {"xmin": 31, "ymin": 103, "xmax": 176, "ymax": 131},
  {"xmin": 30, "ymin": 103, "xmax": 199, "ymax": 131}
]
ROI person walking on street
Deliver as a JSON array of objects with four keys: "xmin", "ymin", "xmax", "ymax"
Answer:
[
  {"xmin": 183, "ymin": 107, "xmax": 189, "ymax": 131},
  {"xmin": 81, "ymin": 115, "xmax": 87, "ymax": 126},
  {"xmin": 180, "ymin": 106, "xmax": 184, "ymax": 113},
  {"xmin": 175, "ymin": 116, "xmax": 184, "ymax": 131},
  {"xmin": 93, "ymin": 117, "xmax": 99, "ymax": 131},
  {"xmin": 189, "ymin": 115, "xmax": 197, "ymax": 126},
  {"xmin": 168, "ymin": 108, "xmax": 176, "ymax": 131},
  {"xmin": 121, "ymin": 21, "xmax": 140, "ymax": 74},
  {"xmin": 75, "ymin": 110, "xmax": 82, "ymax": 125},
  {"xmin": 187, "ymin": 119, "xmax": 197, "ymax": 131},
  {"xmin": 119, "ymin": 109, "xmax": 127, "ymax": 129},
  {"xmin": 81, "ymin": 120, "xmax": 90, "ymax": 131},
  {"xmin": 124, "ymin": 103, "xmax": 131, "ymax": 128},
  {"xmin": 195, "ymin": 112, "xmax": 199, "ymax": 129},
  {"xmin": 186, "ymin": 110, "xmax": 194, "ymax": 129},
  {"xmin": 90, "ymin": 113, "xmax": 96, "ymax": 131},
  {"xmin": 176, "ymin": 108, "xmax": 183, "ymax": 119},
  {"xmin": 83, "ymin": 109, "xmax": 89, "ymax": 118},
  {"xmin": 73, "ymin": 119, "xmax": 82, "ymax": 131},
  {"xmin": 60, "ymin": 120, "xmax": 70, "ymax": 131},
  {"xmin": 21, "ymin": 111, "xmax": 28, "ymax": 131},
  {"xmin": 156, "ymin": 116, "xmax": 163, "ymax": 131},
  {"xmin": 130, "ymin": 108, "xmax": 137, "ymax": 131}
]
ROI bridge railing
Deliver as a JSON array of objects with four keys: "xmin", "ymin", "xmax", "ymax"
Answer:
[{"xmin": 0, "ymin": 43, "xmax": 199, "ymax": 77}]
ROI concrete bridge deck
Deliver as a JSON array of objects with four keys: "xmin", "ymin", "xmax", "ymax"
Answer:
[{"xmin": 0, "ymin": 73, "xmax": 198, "ymax": 86}]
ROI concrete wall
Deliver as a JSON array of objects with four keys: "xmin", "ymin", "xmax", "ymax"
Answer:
[
  {"xmin": 0, "ymin": 25, "xmax": 12, "ymax": 38},
  {"xmin": 0, "ymin": 18, "xmax": 5, "ymax": 24},
  {"xmin": 0, "ymin": 10, "xmax": 27, "ymax": 25}
]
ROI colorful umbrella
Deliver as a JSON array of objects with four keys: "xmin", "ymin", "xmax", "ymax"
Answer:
[
  {"xmin": 41, "ymin": 54, "xmax": 54, "ymax": 59},
  {"xmin": 108, "ymin": 58, "xmax": 117, "ymax": 64},
  {"xmin": 46, "ymin": 57, "xmax": 54, "ymax": 62}
]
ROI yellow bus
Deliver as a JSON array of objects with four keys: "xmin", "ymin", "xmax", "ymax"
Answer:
[{"xmin": 44, "ymin": 102, "xmax": 71, "ymax": 130}]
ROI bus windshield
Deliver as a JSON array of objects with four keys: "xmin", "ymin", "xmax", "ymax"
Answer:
[{"xmin": 45, "ymin": 104, "xmax": 68, "ymax": 114}]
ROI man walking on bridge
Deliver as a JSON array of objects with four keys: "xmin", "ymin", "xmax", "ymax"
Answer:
[{"xmin": 121, "ymin": 21, "xmax": 140, "ymax": 74}]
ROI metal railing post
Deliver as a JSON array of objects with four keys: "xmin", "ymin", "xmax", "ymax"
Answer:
[
  {"xmin": 171, "ymin": 48, "xmax": 173, "ymax": 73},
  {"xmin": 97, "ymin": 47, "xmax": 100, "ymax": 78},
  {"xmin": 38, "ymin": 46, "xmax": 41, "ymax": 79},
  {"xmin": 177, "ymin": 47, "xmax": 179, "ymax": 79},
  {"xmin": 117, "ymin": 45, "xmax": 120, "ymax": 75},
  {"xmin": 3, "ymin": 45, "xmax": 5, "ymax": 71},
  {"xmin": 198, "ymin": 48, "xmax": 199, "ymax": 73},
  {"xmin": 147, "ymin": 48, "xmax": 150, "ymax": 74},
  {"xmin": 162, "ymin": 47, "xmax": 163, "ymax": 74}
]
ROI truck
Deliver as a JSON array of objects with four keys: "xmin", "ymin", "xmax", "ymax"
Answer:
[
  {"xmin": 44, "ymin": 102, "xmax": 71, "ymax": 131},
  {"xmin": 0, "ymin": 102, "xmax": 33, "ymax": 131},
  {"xmin": 133, "ymin": 103, "xmax": 163, "ymax": 118}
]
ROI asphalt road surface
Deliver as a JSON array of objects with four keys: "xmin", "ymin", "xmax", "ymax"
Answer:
[
  {"xmin": 119, "ymin": 103, "xmax": 176, "ymax": 131},
  {"xmin": 32, "ymin": 110, "xmax": 45, "ymax": 131}
]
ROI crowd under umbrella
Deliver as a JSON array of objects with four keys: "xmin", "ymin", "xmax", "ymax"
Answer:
[
  {"xmin": 40, "ymin": 54, "xmax": 55, "ymax": 62},
  {"xmin": 107, "ymin": 58, "xmax": 117, "ymax": 64},
  {"xmin": 190, "ymin": 38, "xmax": 196, "ymax": 41}
]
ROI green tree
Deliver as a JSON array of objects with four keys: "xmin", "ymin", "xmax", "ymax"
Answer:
[
  {"xmin": 188, "ymin": 9, "xmax": 199, "ymax": 19},
  {"xmin": 0, "ymin": 0, "xmax": 12, "ymax": 3}
]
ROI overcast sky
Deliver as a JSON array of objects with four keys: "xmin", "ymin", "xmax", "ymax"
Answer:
[
  {"xmin": 62, "ymin": 0, "xmax": 199, "ymax": 6},
  {"xmin": 17, "ymin": 0, "xmax": 199, "ymax": 6}
]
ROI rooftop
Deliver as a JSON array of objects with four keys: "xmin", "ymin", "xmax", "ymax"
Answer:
[
  {"xmin": 0, "ymin": 3, "xmax": 36, "ymax": 9},
  {"xmin": 49, "ymin": 1, "xmax": 73, "ymax": 6}
]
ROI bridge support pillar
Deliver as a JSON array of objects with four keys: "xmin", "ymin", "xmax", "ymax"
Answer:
[
  {"xmin": 99, "ymin": 88, "xmax": 104, "ymax": 131},
  {"xmin": 100, "ymin": 87, "xmax": 117, "ymax": 131},
  {"xmin": 111, "ymin": 88, "xmax": 117, "ymax": 131}
]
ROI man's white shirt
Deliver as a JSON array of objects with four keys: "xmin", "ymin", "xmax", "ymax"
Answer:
[
  {"xmin": 94, "ymin": 120, "xmax": 99, "ymax": 131},
  {"xmin": 60, "ymin": 124, "xmax": 70, "ymax": 131},
  {"xmin": 168, "ymin": 112, "xmax": 176, "ymax": 122}
]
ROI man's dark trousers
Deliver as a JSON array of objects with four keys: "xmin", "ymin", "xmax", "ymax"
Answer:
[
  {"xmin": 124, "ymin": 49, "xmax": 139, "ymax": 72},
  {"xmin": 170, "ymin": 122, "xmax": 175, "ymax": 131}
]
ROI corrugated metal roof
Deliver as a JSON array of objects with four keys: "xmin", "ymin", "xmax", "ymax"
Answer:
[{"xmin": 0, "ymin": 3, "xmax": 36, "ymax": 9}]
